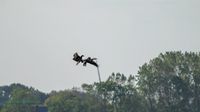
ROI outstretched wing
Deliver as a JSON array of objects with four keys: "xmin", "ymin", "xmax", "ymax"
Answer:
[
  {"xmin": 88, "ymin": 60, "xmax": 98, "ymax": 67},
  {"xmin": 73, "ymin": 52, "xmax": 78, "ymax": 58},
  {"xmin": 91, "ymin": 61, "xmax": 98, "ymax": 67}
]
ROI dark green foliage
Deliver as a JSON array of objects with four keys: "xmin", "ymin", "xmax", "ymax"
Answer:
[
  {"xmin": 82, "ymin": 73, "xmax": 146, "ymax": 112},
  {"xmin": 45, "ymin": 90, "xmax": 105, "ymax": 112},
  {"xmin": 0, "ymin": 83, "xmax": 47, "ymax": 106},
  {"xmin": 137, "ymin": 51, "xmax": 200, "ymax": 112},
  {"xmin": 0, "ymin": 83, "xmax": 48, "ymax": 112}
]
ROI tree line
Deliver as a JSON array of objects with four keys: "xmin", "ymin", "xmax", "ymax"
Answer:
[{"xmin": 0, "ymin": 51, "xmax": 200, "ymax": 112}]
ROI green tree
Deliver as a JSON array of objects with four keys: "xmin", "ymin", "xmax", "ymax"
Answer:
[
  {"xmin": 137, "ymin": 51, "xmax": 200, "ymax": 112},
  {"xmin": 1, "ymin": 87, "xmax": 42, "ymax": 112},
  {"xmin": 0, "ymin": 83, "xmax": 47, "ymax": 107},
  {"xmin": 82, "ymin": 73, "xmax": 146, "ymax": 112},
  {"xmin": 45, "ymin": 89, "xmax": 105, "ymax": 112}
]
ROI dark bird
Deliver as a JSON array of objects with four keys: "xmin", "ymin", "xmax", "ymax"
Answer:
[
  {"xmin": 83, "ymin": 57, "xmax": 98, "ymax": 67},
  {"xmin": 73, "ymin": 52, "xmax": 84, "ymax": 65}
]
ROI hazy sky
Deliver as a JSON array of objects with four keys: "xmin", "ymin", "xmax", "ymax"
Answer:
[{"xmin": 0, "ymin": 0, "xmax": 200, "ymax": 92}]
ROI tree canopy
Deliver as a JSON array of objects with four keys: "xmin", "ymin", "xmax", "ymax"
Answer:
[
  {"xmin": 0, "ymin": 83, "xmax": 48, "ymax": 112},
  {"xmin": 45, "ymin": 89, "xmax": 104, "ymax": 112},
  {"xmin": 137, "ymin": 51, "xmax": 200, "ymax": 112}
]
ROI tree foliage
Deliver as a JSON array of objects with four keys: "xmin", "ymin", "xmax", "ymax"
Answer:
[
  {"xmin": 0, "ymin": 84, "xmax": 48, "ymax": 112},
  {"xmin": 137, "ymin": 51, "xmax": 200, "ymax": 112},
  {"xmin": 82, "ymin": 73, "xmax": 146, "ymax": 112},
  {"xmin": 45, "ymin": 89, "xmax": 104, "ymax": 112}
]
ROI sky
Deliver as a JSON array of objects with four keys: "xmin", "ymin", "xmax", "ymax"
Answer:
[{"xmin": 0, "ymin": 0, "xmax": 200, "ymax": 93}]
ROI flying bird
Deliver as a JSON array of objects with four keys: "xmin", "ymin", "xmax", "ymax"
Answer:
[
  {"xmin": 73, "ymin": 52, "xmax": 84, "ymax": 65},
  {"xmin": 83, "ymin": 57, "xmax": 98, "ymax": 67},
  {"xmin": 73, "ymin": 52, "xmax": 99, "ymax": 67}
]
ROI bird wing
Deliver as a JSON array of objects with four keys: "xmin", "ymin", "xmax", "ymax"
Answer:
[
  {"xmin": 88, "ymin": 61, "xmax": 98, "ymax": 67},
  {"xmin": 73, "ymin": 52, "xmax": 78, "ymax": 58}
]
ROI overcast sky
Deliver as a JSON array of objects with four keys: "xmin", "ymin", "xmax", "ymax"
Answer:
[{"xmin": 0, "ymin": 0, "xmax": 200, "ymax": 92}]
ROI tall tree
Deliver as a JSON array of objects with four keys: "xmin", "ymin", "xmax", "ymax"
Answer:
[
  {"xmin": 82, "ymin": 73, "xmax": 146, "ymax": 112},
  {"xmin": 137, "ymin": 51, "xmax": 200, "ymax": 112}
]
